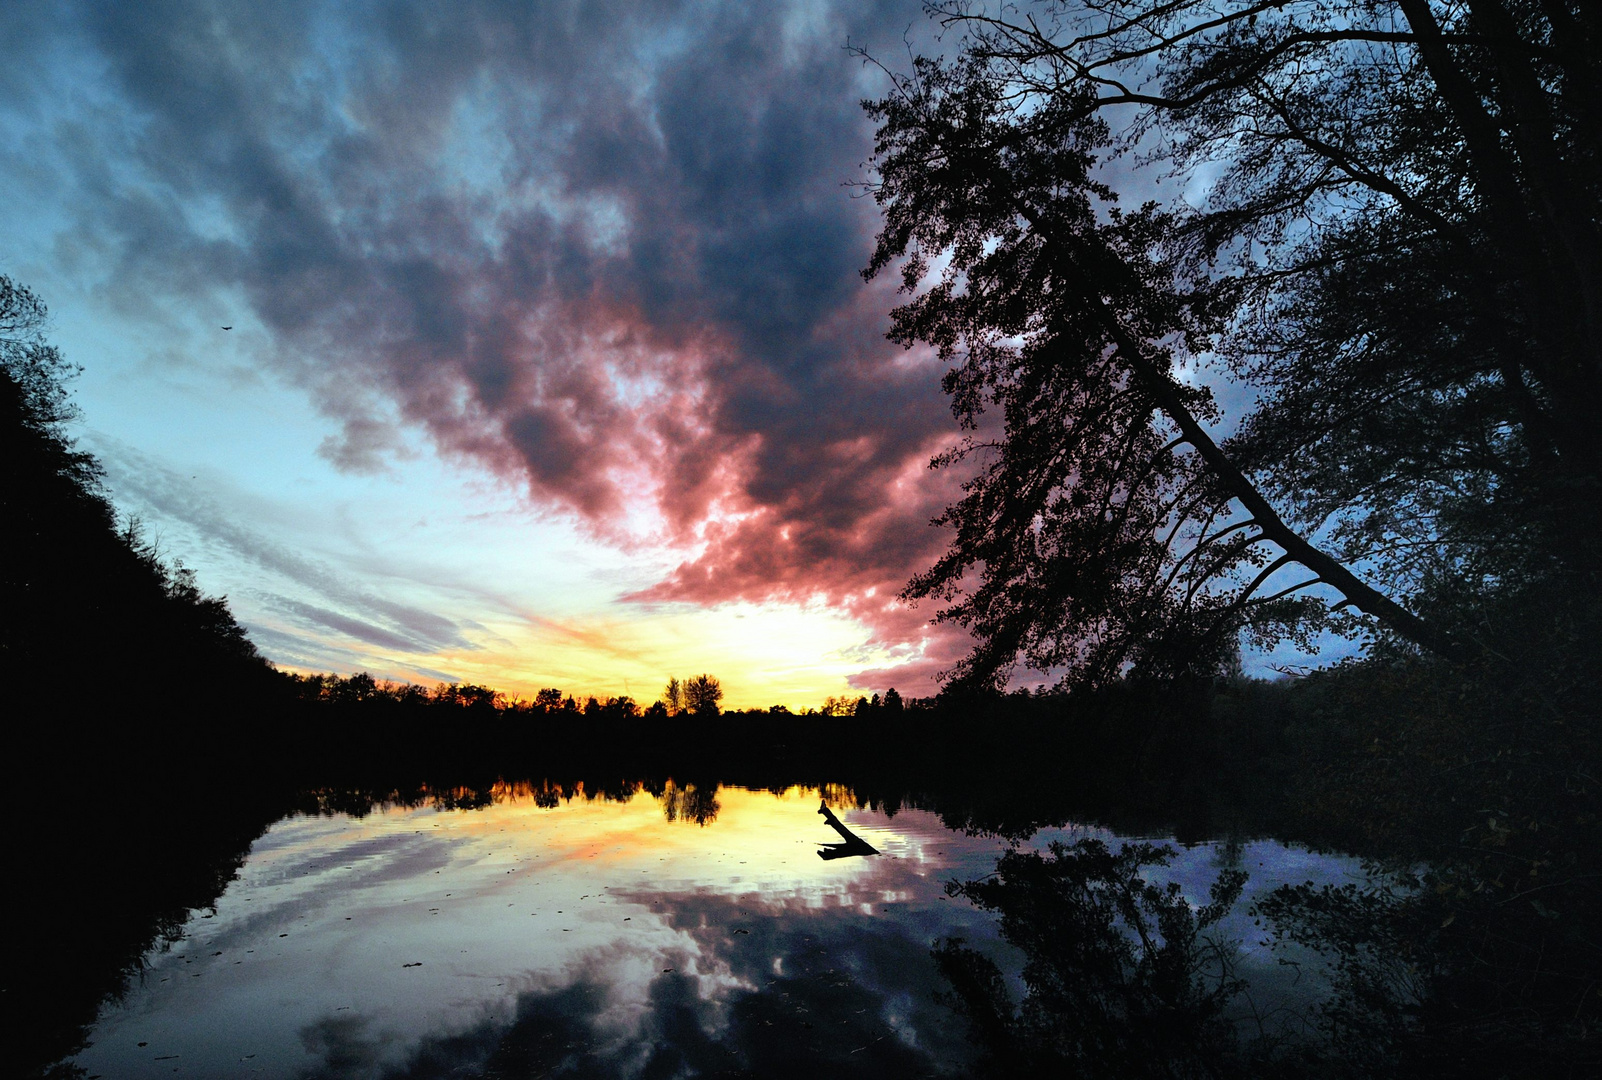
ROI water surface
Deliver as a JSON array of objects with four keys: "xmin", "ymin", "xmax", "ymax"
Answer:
[{"xmin": 72, "ymin": 782, "xmax": 1360, "ymax": 1078}]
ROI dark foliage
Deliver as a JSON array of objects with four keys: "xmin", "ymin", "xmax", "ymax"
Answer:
[
  {"xmin": 3, "ymin": 276, "xmax": 287, "ymax": 1076},
  {"xmin": 1, "ymin": 276, "xmax": 277, "ymax": 739},
  {"xmin": 854, "ymin": 11, "xmax": 1602, "ymax": 1058},
  {"xmin": 862, "ymin": 52, "xmax": 1270, "ymax": 688},
  {"xmin": 1261, "ymin": 657, "xmax": 1602, "ymax": 1077}
]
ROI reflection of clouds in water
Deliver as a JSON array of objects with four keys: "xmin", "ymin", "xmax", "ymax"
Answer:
[
  {"xmin": 77, "ymin": 784, "xmax": 1364, "ymax": 1079},
  {"xmin": 301, "ymin": 1013, "xmax": 399, "ymax": 1080},
  {"xmin": 301, "ymin": 890, "xmax": 978, "ymax": 1079},
  {"xmin": 168, "ymin": 825, "xmax": 458, "ymax": 955}
]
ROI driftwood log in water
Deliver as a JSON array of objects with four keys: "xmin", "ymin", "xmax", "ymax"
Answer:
[{"xmin": 817, "ymin": 800, "xmax": 879, "ymax": 860}]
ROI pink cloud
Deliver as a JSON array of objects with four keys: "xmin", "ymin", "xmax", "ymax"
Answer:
[{"xmin": 52, "ymin": 0, "xmax": 982, "ymax": 690}]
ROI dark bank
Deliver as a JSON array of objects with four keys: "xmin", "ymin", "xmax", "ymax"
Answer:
[{"xmin": 15, "ymin": 656, "xmax": 1600, "ymax": 1078}]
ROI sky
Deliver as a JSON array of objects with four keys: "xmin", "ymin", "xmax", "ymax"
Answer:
[
  {"xmin": 0, "ymin": 0, "xmax": 1339, "ymax": 708},
  {"xmin": 0, "ymin": 0, "xmax": 999, "ymax": 707}
]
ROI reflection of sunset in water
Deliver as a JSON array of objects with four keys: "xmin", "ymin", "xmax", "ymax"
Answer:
[
  {"xmin": 386, "ymin": 782, "xmax": 948, "ymax": 897},
  {"xmin": 72, "ymin": 783, "xmax": 1363, "ymax": 1079}
]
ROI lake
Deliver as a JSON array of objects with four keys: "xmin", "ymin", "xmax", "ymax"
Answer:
[{"xmin": 63, "ymin": 780, "xmax": 1363, "ymax": 1079}]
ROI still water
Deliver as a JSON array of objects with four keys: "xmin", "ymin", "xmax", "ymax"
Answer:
[{"xmin": 71, "ymin": 782, "xmax": 1360, "ymax": 1078}]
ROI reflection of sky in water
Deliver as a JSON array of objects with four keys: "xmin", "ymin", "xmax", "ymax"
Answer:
[{"xmin": 73, "ymin": 785, "xmax": 1366, "ymax": 1078}]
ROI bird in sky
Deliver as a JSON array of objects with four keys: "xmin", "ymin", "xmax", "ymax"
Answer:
[{"xmin": 221, "ymin": 325, "xmax": 232, "ymax": 330}]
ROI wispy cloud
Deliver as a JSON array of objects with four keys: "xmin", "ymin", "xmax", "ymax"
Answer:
[{"xmin": 90, "ymin": 434, "xmax": 478, "ymax": 656}]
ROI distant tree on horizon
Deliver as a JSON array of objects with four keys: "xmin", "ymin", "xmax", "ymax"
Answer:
[
  {"xmin": 682, "ymin": 673, "xmax": 723, "ymax": 716},
  {"xmin": 821, "ymin": 695, "xmax": 856, "ymax": 717}
]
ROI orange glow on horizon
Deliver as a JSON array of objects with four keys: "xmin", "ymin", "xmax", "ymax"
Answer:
[{"xmin": 269, "ymin": 599, "xmax": 925, "ymax": 710}]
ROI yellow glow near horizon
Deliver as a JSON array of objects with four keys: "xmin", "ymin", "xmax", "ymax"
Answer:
[
  {"xmin": 273, "ymin": 599, "xmax": 919, "ymax": 710},
  {"xmin": 364, "ymin": 782, "xmax": 947, "ymax": 898}
]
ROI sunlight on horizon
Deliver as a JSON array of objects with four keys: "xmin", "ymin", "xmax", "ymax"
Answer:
[{"xmin": 270, "ymin": 600, "xmax": 915, "ymax": 710}]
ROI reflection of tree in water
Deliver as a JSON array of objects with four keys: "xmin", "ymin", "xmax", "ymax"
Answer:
[
  {"xmin": 817, "ymin": 782, "xmax": 866, "ymax": 812},
  {"xmin": 296, "ymin": 778, "xmax": 897, "ymax": 831},
  {"xmin": 659, "ymin": 780, "xmax": 721, "ymax": 826},
  {"xmin": 295, "ymin": 779, "xmax": 660, "ymax": 818},
  {"xmin": 935, "ymin": 838, "xmax": 1247, "ymax": 1079}
]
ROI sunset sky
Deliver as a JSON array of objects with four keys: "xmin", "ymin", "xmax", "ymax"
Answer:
[{"xmin": 0, "ymin": 1, "xmax": 1322, "ymax": 707}]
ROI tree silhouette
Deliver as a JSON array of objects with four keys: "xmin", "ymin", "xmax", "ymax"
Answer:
[
  {"xmin": 2, "ymin": 274, "xmax": 270, "ymax": 709},
  {"xmin": 862, "ymin": 1, "xmax": 1601, "ymax": 687},
  {"xmin": 682, "ymin": 674, "xmax": 723, "ymax": 716},
  {"xmin": 821, "ymin": 695, "xmax": 857, "ymax": 717}
]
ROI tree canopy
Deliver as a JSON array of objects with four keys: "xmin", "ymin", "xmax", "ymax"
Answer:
[
  {"xmin": 682, "ymin": 673, "xmax": 724, "ymax": 715},
  {"xmin": 863, "ymin": 0, "xmax": 1601, "ymax": 689}
]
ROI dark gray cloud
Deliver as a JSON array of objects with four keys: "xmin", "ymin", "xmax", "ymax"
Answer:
[{"xmin": 6, "ymin": 0, "xmax": 972, "ymax": 688}]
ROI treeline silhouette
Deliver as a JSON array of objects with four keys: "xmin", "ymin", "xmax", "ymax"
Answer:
[
  {"xmin": 4, "ymin": 276, "xmax": 291, "ymax": 1079},
  {"xmin": 3, "ymin": 276, "xmax": 282, "ymax": 765},
  {"xmin": 276, "ymin": 669, "xmax": 1341, "ymax": 849}
]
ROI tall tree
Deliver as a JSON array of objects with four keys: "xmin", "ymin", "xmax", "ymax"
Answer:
[
  {"xmin": 662, "ymin": 676, "xmax": 684, "ymax": 716},
  {"xmin": 862, "ymin": 1, "xmax": 1601, "ymax": 688}
]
